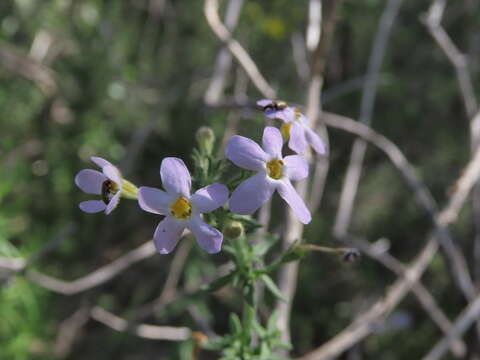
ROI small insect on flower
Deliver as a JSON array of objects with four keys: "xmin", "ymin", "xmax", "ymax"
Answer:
[
  {"xmin": 257, "ymin": 99, "xmax": 327, "ymax": 155},
  {"xmin": 225, "ymin": 126, "xmax": 312, "ymax": 224},
  {"xmin": 75, "ymin": 157, "xmax": 138, "ymax": 214},
  {"xmin": 258, "ymin": 99, "xmax": 288, "ymax": 113},
  {"xmin": 137, "ymin": 157, "xmax": 229, "ymax": 254}
]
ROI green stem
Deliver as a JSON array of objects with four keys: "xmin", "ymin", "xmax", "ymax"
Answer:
[{"xmin": 242, "ymin": 285, "xmax": 256, "ymax": 357}]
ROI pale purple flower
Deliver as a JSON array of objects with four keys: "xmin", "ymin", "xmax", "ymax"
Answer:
[
  {"xmin": 138, "ymin": 157, "xmax": 228, "ymax": 254},
  {"xmin": 225, "ymin": 126, "xmax": 311, "ymax": 224},
  {"xmin": 75, "ymin": 157, "xmax": 124, "ymax": 214},
  {"xmin": 257, "ymin": 99, "xmax": 326, "ymax": 155}
]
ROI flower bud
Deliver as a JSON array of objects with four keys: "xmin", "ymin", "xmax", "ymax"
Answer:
[
  {"xmin": 195, "ymin": 126, "xmax": 215, "ymax": 155},
  {"xmin": 223, "ymin": 220, "xmax": 244, "ymax": 239}
]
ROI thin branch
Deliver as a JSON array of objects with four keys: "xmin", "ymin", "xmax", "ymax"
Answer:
[
  {"xmin": 422, "ymin": 0, "xmax": 478, "ymax": 118},
  {"xmin": 218, "ymin": 67, "xmax": 249, "ymax": 155},
  {"xmin": 203, "ymin": 0, "xmax": 276, "ymax": 99},
  {"xmin": 91, "ymin": 306, "xmax": 192, "ymax": 341},
  {"xmin": 204, "ymin": 0, "xmax": 245, "ymax": 105},
  {"xmin": 0, "ymin": 41, "xmax": 58, "ymax": 96},
  {"xmin": 324, "ymin": 112, "xmax": 477, "ymax": 303},
  {"xmin": 306, "ymin": 0, "xmax": 322, "ymax": 52},
  {"xmin": 131, "ymin": 240, "xmax": 193, "ymax": 321},
  {"xmin": 299, "ymin": 236, "xmax": 439, "ymax": 360},
  {"xmin": 423, "ymin": 294, "xmax": 480, "ymax": 360},
  {"xmin": 275, "ymin": 0, "xmax": 340, "ymax": 348},
  {"xmin": 344, "ymin": 234, "xmax": 466, "ymax": 358},
  {"xmin": 423, "ymin": 4, "xmax": 480, "ymax": 340},
  {"xmin": 25, "ymin": 241, "xmax": 156, "ymax": 295},
  {"xmin": 53, "ymin": 305, "xmax": 91, "ymax": 358},
  {"xmin": 334, "ymin": 0, "xmax": 404, "ymax": 237},
  {"xmin": 291, "ymin": 32, "xmax": 310, "ymax": 83},
  {"xmin": 298, "ymin": 115, "xmax": 480, "ymax": 360}
]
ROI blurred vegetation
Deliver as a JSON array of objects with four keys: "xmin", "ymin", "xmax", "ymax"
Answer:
[{"xmin": 1, "ymin": 0, "xmax": 480, "ymax": 359}]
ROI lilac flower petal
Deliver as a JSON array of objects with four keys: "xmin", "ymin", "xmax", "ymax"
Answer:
[
  {"xmin": 288, "ymin": 122, "xmax": 307, "ymax": 154},
  {"xmin": 256, "ymin": 99, "xmax": 278, "ymax": 118},
  {"xmin": 153, "ymin": 216, "xmax": 185, "ymax": 254},
  {"xmin": 298, "ymin": 112, "xmax": 309, "ymax": 124},
  {"xmin": 160, "ymin": 157, "xmax": 191, "ymax": 197},
  {"xmin": 263, "ymin": 111, "xmax": 278, "ymax": 119},
  {"xmin": 256, "ymin": 99, "xmax": 273, "ymax": 107},
  {"xmin": 284, "ymin": 155, "xmax": 309, "ymax": 181},
  {"xmin": 190, "ymin": 183, "xmax": 228, "ymax": 213},
  {"xmin": 305, "ymin": 127, "xmax": 327, "ymax": 154},
  {"xmin": 277, "ymin": 180, "xmax": 311, "ymax": 224},
  {"xmin": 138, "ymin": 186, "xmax": 172, "ymax": 215},
  {"xmin": 262, "ymin": 126, "xmax": 283, "ymax": 159},
  {"xmin": 91, "ymin": 156, "xmax": 113, "ymax": 168},
  {"xmin": 229, "ymin": 173, "xmax": 275, "ymax": 215},
  {"xmin": 278, "ymin": 107, "xmax": 297, "ymax": 122},
  {"xmin": 75, "ymin": 169, "xmax": 107, "ymax": 194},
  {"xmin": 103, "ymin": 164, "xmax": 122, "ymax": 185},
  {"xmin": 79, "ymin": 200, "xmax": 106, "ymax": 213},
  {"xmin": 105, "ymin": 191, "xmax": 121, "ymax": 215},
  {"xmin": 188, "ymin": 216, "xmax": 223, "ymax": 254},
  {"xmin": 225, "ymin": 135, "xmax": 268, "ymax": 171}
]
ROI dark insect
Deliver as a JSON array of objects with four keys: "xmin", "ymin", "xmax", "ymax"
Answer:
[
  {"xmin": 101, "ymin": 180, "xmax": 117, "ymax": 204},
  {"xmin": 262, "ymin": 100, "xmax": 288, "ymax": 113}
]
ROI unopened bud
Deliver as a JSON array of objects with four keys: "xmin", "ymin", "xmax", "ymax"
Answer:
[
  {"xmin": 223, "ymin": 220, "xmax": 244, "ymax": 239},
  {"xmin": 195, "ymin": 126, "xmax": 215, "ymax": 155}
]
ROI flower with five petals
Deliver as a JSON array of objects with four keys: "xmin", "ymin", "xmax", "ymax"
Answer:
[
  {"xmin": 138, "ymin": 157, "xmax": 228, "ymax": 254},
  {"xmin": 225, "ymin": 126, "xmax": 311, "ymax": 224},
  {"xmin": 257, "ymin": 99, "xmax": 326, "ymax": 155},
  {"xmin": 75, "ymin": 157, "xmax": 138, "ymax": 214}
]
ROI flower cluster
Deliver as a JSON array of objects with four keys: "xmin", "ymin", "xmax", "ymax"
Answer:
[{"xmin": 75, "ymin": 100, "xmax": 326, "ymax": 254}]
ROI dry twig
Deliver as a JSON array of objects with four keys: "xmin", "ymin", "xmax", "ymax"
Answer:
[
  {"xmin": 203, "ymin": 0, "xmax": 276, "ymax": 99},
  {"xmin": 25, "ymin": 241, "xmax": 156, "ymax": 295},
  {"xmin": 325, "ymin": 112, "xmax": 477, "ymax": 303},
  {"xmin": 344, "ymin": 234, "xmax": 466, "ymax": 357},
  {"xmin": 334, "ymin": 0, "xmax": 404, "ymax": 237},
  {"xmin": 91, "ymin": 306, "xmax": 192, "ymax": 341},
  {"xmin": 275, "ymin": 0, "xmax": 340, "ymax": 347},
  {"xmin": 0, "ymin": 42, "xmax": 57, "ymax": 96},
  {"xmin": 297, "ymin": 114, "xmax": 480, "ymax": 360},
  {"xmin": 204, "ymin": 0, "xmax": 245, "ymax": 105},
  {"xmin": 423, "ymin": 294, "xmax": 480, "ymax": 360}
]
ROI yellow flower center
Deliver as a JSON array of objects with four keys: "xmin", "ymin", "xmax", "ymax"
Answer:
[
  {"xmin": 280, "ymin": 122, "xmax": 292, "ymax": 140},
  {"xmin": 169, "ymin": 196, "xmax": 192, "ymax": 220},
  {"xmin": 101, "ymin": 180, "xmax": 119, "ymax": 204},
  {"xmin": 294, "ymin": 108, "xmax": 302, "ymax": 121},
  {"xmin": 266, "ymin": 159, "xmax": 284, "ymax": 180}
]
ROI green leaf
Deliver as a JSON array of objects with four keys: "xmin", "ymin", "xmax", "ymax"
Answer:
[
  {"xmin": 252, "ymin": 319, "xmax": 267, "ymax": 338},
  {"xmin": 259, "ymin": 341, "xmax": 271, "ymax": 358},
  {"xmin": 260, "ymin": 274, "xmax": 288, "ymax": 302},
  {"xmin": 267, "ymin": 310, "xmax": 279, "ymax": 333},
  {"xmin": 229, "ymin": 313, "xmax": 242, "ymax": 335},
  {"xmin": 222, "ymin": 245, "xmax": 237, "ymax": 255},
  {"xmin": 252, "ymin": 234, "xmax": 279, "ymax": 257},
  {"xmin": 203, "ymin": 271, "xmax": 235, "ymax": 292}
]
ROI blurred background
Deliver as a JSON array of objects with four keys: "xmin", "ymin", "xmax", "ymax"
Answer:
[{"xmin": 1, "ymin": 0, "xmax": 480, "ymax": 359}]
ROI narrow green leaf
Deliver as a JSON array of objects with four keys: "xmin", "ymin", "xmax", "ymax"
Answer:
[
  {"xmin": 203, "ymin": 271, "xmax": 235, "ymax": 292},
  {"xmin": 252, "ymin": 234, "xmax": 279, "ymax": 257},
  {"xmin": 229, "ymin": 313, "xmax": 242, "ymax": 335},
  {"xmin": 260, "ymin": 274, "xmax": 288, "ymax": 302}
]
